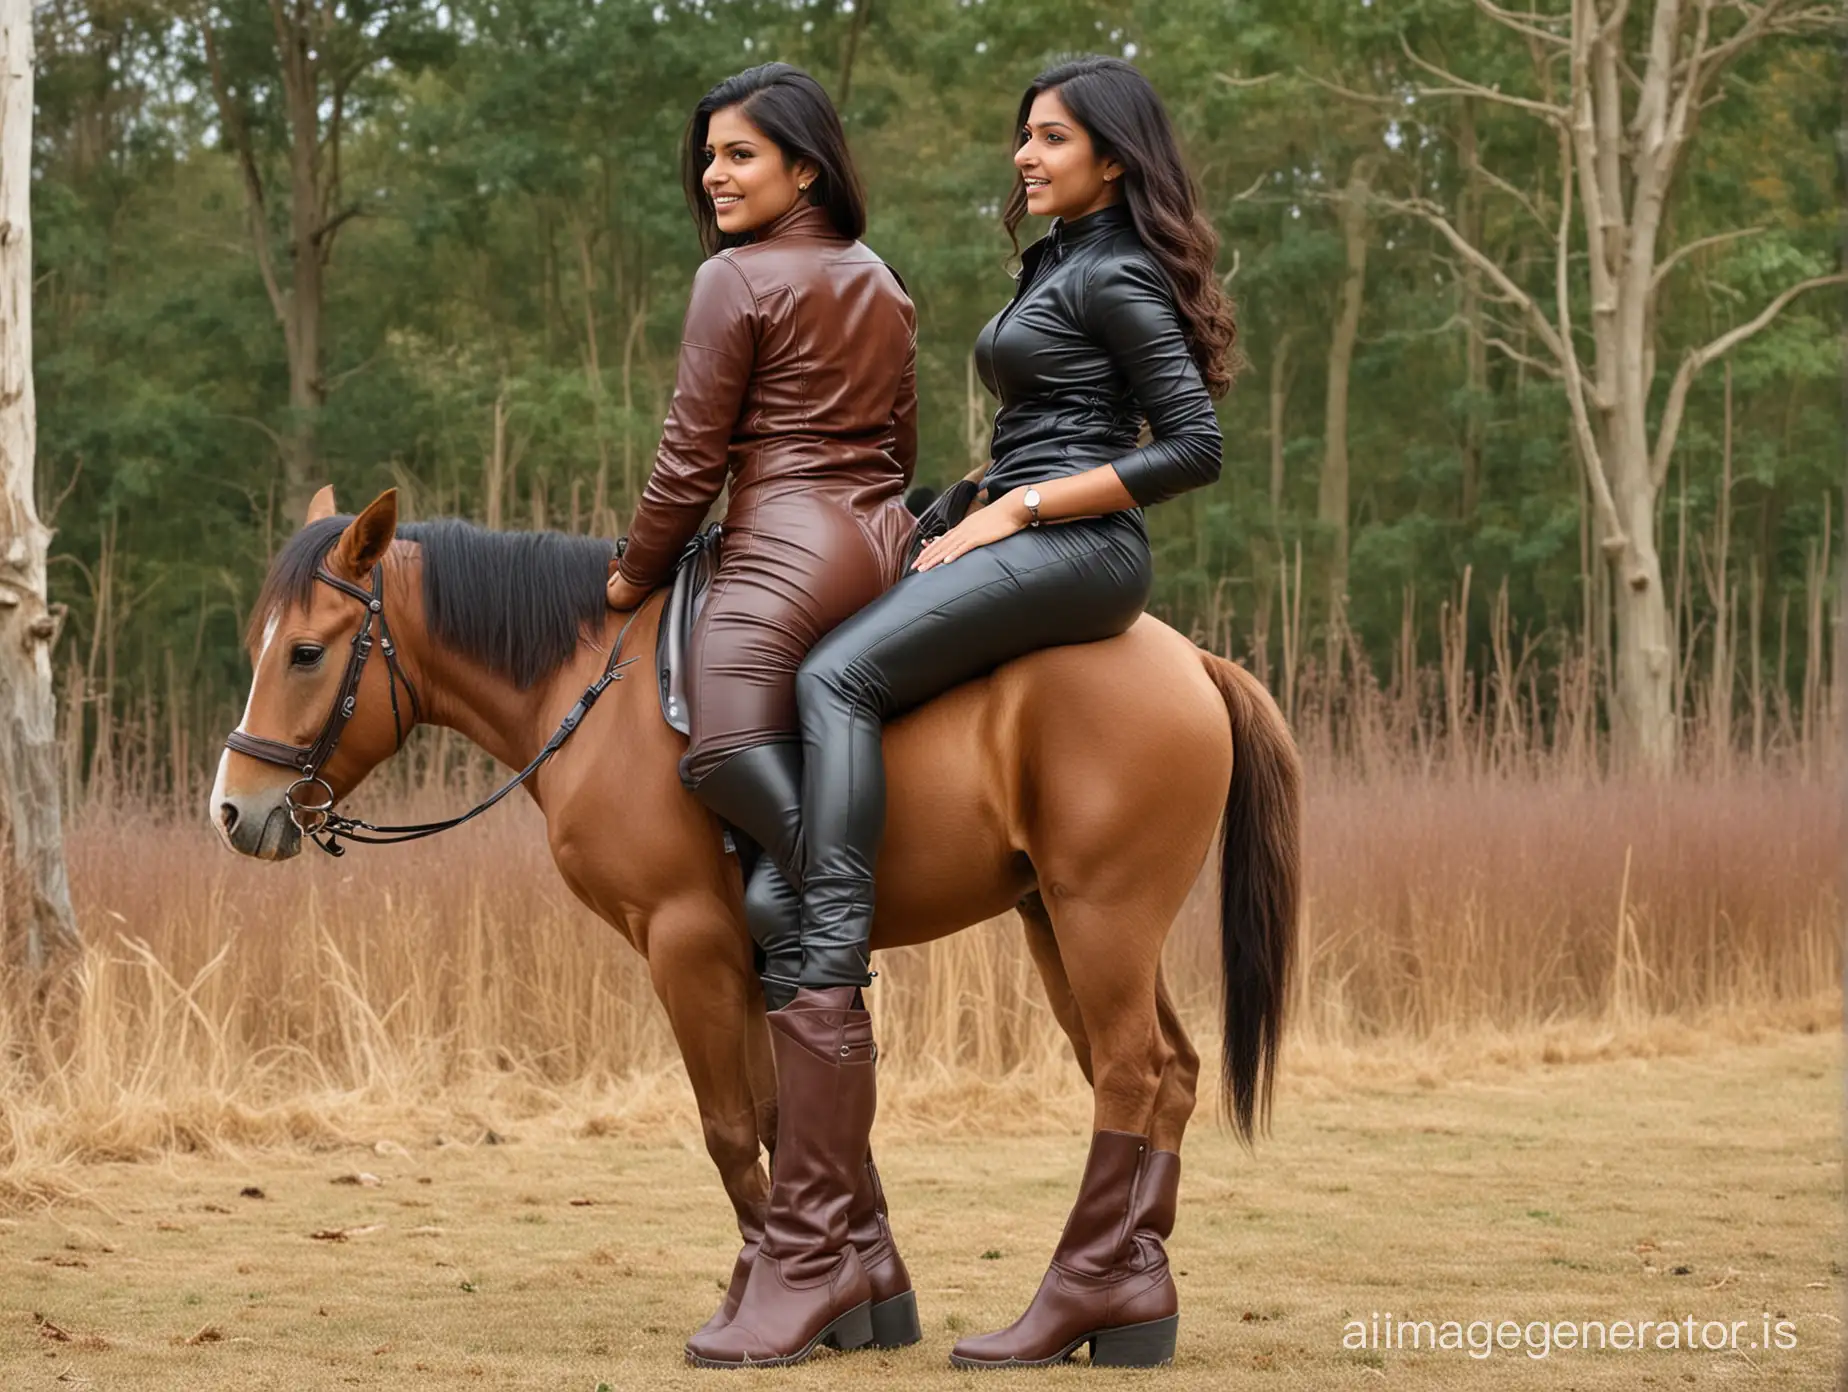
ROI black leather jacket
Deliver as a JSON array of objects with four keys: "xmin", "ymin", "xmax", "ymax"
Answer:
[{"xmin": 974, "ymin": 202, "xmax": 1223, "ymax": 507}]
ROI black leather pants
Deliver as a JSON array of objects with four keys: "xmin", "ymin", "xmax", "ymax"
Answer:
[
  {"xmin": 793, "ymin": 512, "xmax": 1153, "ymax": 988},
  {"xmin": 686, "ymin": 743, "xmax": 807, "ymax": 1010}
]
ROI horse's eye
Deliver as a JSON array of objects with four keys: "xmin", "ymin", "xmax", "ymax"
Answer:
[{"xmin": 290, "ymin": 643, "xmax": 324, "ymax": 668}]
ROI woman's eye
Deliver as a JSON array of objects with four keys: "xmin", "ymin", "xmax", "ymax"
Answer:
[
  {"xmin": 1046, "ymin": 133, "xmax": 1063, "ymax": 143},
  {"xmin": 290, "ymin": 644, "xmax": 324, "ymax": 668}
]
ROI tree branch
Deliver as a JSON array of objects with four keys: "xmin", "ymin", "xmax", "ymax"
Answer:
[
  {"xmin": 201, "ymin": 27, "xmax": 286, "ymax": 326},
  {"xmin": 1485, "ymin": 334, "xmax": 1565, "ymax": 378},
  {"xmin": 1377, "ymin": 193, "xmax": 1569, "ymax": 363},
  {"xmin": 1472, "ymin": 0, "xmax": 1571, "ymax": 46},
  {"xmin": 1474, "ymin": 160, "xmax": 1553, "ymax": 232},
  {"xmin": 1648, "ymin": 225, "xmax": 1762, "ymax": 295},
  {"xmin": 1213, "ymin": 71, "xmax": 1282, "ymax": 90},
  {"xmin": 1294, "ymin": 68, "xmax": 1397, "ymax": 108},
  {"xmin": 1401, "ymin": 34, "xmax": 1572, "ymax": 124},
  {"xmin": 315, "ymin": 204, "xmax": 363, "ymax": 258},
  {"xmin": 1649, "ymin": 271, "xmax": 1848, "ymax": 489}
]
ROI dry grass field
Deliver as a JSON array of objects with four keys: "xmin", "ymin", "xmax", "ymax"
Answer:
[
  {"xmin": 1, "ymin": 767, "xmax": 1841, "ymax": 1387},
  {"xmin": 2, "ymin": 1027, "xmax": 1838, "ymax": 1389}
]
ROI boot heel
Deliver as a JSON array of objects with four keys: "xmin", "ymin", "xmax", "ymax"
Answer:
[
  {"xmin": 869, "ymin": 1290, "xmax": 922, "ymax": 1348},
  {"xmin": 1090, "ymin": 1314, "xmax": 1178, "ymax": 1367},
  {"xmin": 821, "ymin": 1299, "xmax": 875, "ymax": 1353}
]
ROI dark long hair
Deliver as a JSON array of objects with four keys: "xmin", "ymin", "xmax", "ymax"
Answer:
[
  {"xmin": 1003, "ymin": 57, "xmax": 1239, "ymax": 397},
  {"xmin": 681, "ymin": 63, "xmax": 866, "ymax": 256}
]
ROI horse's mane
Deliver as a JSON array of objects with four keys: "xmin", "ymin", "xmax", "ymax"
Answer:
[{"xmin": 249, "ymin": 516, "xmax": 616, "ymax": 691}]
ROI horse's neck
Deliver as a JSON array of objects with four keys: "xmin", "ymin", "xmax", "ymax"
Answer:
[{"xmin": 392, "ymin": 561, "xmax": 653, "ymax": 787}]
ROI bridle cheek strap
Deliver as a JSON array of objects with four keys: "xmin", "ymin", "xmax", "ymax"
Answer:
[
  {"xmin": 224, "ymin": 562, "xmax": 421, "ymax": 823},
  {"xmin": 224, "ymin": 552, "xmax": 642, "ymax": 857}
]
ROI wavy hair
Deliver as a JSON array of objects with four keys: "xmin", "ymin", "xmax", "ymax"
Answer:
[
  {"xmin": 1003, "ymin": 56, "xmax": 1239, "ymax": 397},
  {"xmin": 682, "ymin": 63, "xmax": 865, "ymax": 256}
]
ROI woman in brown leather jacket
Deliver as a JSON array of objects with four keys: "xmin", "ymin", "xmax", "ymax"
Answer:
[
  {"xmin": 603, "ymin": 64, "xmax": 919, "ymax": 1367},
  {"xmin": 606, "ymin": 61, "xmax": 914, "ymax": 980}
]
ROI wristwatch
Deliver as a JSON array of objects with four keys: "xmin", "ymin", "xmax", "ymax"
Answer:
[{"xmin": 1021, "ymin": 487, "xmax": 1043, "ymax": 527}]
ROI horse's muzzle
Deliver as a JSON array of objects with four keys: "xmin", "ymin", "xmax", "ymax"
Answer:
[{"xmin": 216, "ymin": 792, "xmax": 304, "ymax": 861}]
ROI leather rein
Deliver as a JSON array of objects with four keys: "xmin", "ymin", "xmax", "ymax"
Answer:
[{"xmin": 224, "ymin": 560, "xmax": 641, "ymax": 857}]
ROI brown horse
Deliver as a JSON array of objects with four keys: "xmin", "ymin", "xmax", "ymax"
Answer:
[{"xmin": 211, "ymin": 486, "xmax": 1301, "ymax": 1332}]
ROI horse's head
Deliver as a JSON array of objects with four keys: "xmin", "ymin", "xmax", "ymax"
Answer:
[{"xmin": 211, "ymin": 485, "xmax": 412, "ymax": 860}]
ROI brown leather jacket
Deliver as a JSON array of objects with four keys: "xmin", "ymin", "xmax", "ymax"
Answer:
[{"xmin": 618, "ymin": 202, "xmax": 917, "ymax": 590}]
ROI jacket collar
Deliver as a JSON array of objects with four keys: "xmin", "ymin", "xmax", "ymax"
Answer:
[
  {"xmin": 1023, "ymin": 199, "xmax": 1133, "ymax": 278},
  {"xmin": 1052, "ymin": 199, "xmax": 1134, "ymax": 251},
  {"xmin": 751, "ymin": 200, "xmax": 840, "ymax": 244}
]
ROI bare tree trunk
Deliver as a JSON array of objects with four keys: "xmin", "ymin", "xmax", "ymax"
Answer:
[
  {"xmin": 1319, "ymin": 156, "xmax": 1374, "ymax": 657},
  {"xmin": 837, "ymin": 0, "xmax": 875, "ymax": 108},
  {"xmin": 0, "ymin": 6, "xmax": 79, "ymax": 970},
  {"xmin": 203, "ymin": 2, "xmax": 369, "ymax": 522},
  {"xmin": 1458, "ymin": 98, "xmax": 1486, "ymax": 519},
  {"xmin": 1267, "ymin": 329, "xmax": 1293, "ymax": 537},
  {"xmin": 1397, "ymin": 0, "xmax": 1843, "ymax": 773}
]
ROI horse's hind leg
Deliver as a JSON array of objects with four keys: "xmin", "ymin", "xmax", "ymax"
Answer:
[
  {"xmin": 1018, "ymin": 890, "xmax": 1094, "ymax": 1087},
  {"xmin": 1022, "ymin": 888, "xmax": 1200, "ymax": 1154},
  {"xmin": 1149, "ymin": 969, "xmax": 1200, "ymax": 1154},
  {"xmin": 952, "ymin": 888, "xmax": 1183, "ymax": 1369}
]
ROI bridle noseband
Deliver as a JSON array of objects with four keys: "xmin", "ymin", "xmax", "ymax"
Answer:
[
  {"xmin": 225, "ymin": 562, "xmax": 420, "ymax": 841},
  {"xmin": 224, "ymin": 556, "xmax": 640, "ymax": 856}
]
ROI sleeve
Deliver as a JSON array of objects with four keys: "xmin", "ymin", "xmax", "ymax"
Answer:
[
  {"xmin": 892, "ymin": 309, "xmax": 919, "ymax": 488},
  {"xmin": 1083, "ymin": 255, "xmax": 1223, "ymax": 507},
  {"xmin": 618, "ymin": 256, "xmax": 758, "ymax": 588}
]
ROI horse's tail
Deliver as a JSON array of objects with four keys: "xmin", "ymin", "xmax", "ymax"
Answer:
[{"xmin": 1200, "ymin": 651, "xmax": 1302, "ymax": 1146}]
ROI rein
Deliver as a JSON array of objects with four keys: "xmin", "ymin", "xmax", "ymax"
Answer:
[{"xmin": 224, "ymin": 558, "xmax": 642, "ymax": 858}]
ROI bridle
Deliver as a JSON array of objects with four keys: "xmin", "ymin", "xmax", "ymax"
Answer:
[
  {"xmin": 224, "ymin": 557, "xmax": 640, "ymax": 857},
  {"xmin": 225, "ymin": 563, "xmax": 419, "ymax": 844}
]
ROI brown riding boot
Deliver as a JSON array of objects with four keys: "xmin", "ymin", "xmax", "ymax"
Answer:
[
  {"xmin": 779, "ymin": 985, "xmax": 920, "ymax": 1349},
  {"xmin": 949, "ymin": 1130, "xmax": 1179, "ymax": 1369},
  {"xmin": 684, "ymin": 988, "xmax": 877, "ymax": 1367},
  {"xmin": 1129, "ymin": 1148, "xmax": 1181, "ymax": 1286},
  {"xmin": 689, "ymin": 1209, "xmax": 762, "ymax": 1343},
  {"xmin": 852, "ymin": 1154, "xmax": 922, "ymax": 1347}
]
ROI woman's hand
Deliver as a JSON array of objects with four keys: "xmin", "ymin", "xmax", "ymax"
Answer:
[
  {"xmin": 606, "ymin": 568, "xmax": 652, "ymax": 612},
  {"xmin": 912, "ymin": 490, "xmax": 1032, "ymax": 572}
]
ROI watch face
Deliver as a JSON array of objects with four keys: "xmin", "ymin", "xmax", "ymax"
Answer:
[{"xmin": 1024, "ymin": 489, "xmax": 1041, "ymax": 508}]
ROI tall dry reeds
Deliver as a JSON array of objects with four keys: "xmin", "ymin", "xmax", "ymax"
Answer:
[
  {"xmin": 5, "ymin": 541, "xmax": 1839, "ymax": 1196},
  {"xmin": 2, "ymin": 751, "xmax": 1835, "ymax": 1204}
]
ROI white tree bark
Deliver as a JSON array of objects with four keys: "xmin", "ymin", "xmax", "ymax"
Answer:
[
  {"xmin": 0, "ymin": 3, "xmax": 78, "ymax": 969},
  {"xmin": 1319, "ymin": 156, "xmax": 1375, "ymax": 656},
  {"xmin": 1396, "ymin": 0, "xmax": 1844, "ymax": 773}
]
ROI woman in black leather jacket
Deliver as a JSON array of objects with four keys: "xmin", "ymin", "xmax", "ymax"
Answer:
[{"xmin": 792, "ymin": 55, "xmax": 1238, "ymax": 989}]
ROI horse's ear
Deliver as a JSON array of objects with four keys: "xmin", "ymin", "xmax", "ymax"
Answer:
[
  {"xmin": 332, "ymin": 489, "xmax": 398, "ymax": 580},
  {"xmin": 305, "ymin": 485, "xmax": 338, "ymax": 525}
]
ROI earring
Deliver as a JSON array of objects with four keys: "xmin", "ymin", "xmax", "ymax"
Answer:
[{"xmin": 799, "ymin": 181, "xmax": 812, "ymax": 192}]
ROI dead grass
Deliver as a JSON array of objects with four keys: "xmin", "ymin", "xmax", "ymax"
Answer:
[
  {"xmin": 0, "ymin": 770, "xmax": 1837, "ymax": 1203},
  {"xmin": 0, "ymin": 1030, "xmax": 1837, "ymax": 1389}
]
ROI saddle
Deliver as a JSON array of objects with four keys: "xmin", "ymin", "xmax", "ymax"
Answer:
[
  {"xmin": 642, "ymin": 480, "xmax": 979, "ymax": 738},
  {"xmin": 653, "ymin": 523, "xmax": 724, "ymax": 736}
]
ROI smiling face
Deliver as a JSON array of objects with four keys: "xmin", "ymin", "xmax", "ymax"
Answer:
[
  {"xmin": 1015, "ymin": 87, "xmax": 1124, "ymax": 224},
  {"xmin": 701, "ymin": 103, "xmax": 817, "ymax": 239}
]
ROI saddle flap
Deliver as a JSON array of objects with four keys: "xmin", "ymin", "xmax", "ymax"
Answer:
[{"xmin": 657, "ymin": 524, "xmax": 723, "ymax": 735}]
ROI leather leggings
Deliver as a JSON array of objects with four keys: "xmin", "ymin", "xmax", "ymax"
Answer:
[
  {"xmin": 792, "ymin": 511, "xmax": 1153, "ymax": 987},
  {"xmin": 681, "ymin": 489, "xmax": 913, "ymax": 1008},
  {"xmin": 686, "ymin": 741, "xmax": 809, "ymax": 1009}
]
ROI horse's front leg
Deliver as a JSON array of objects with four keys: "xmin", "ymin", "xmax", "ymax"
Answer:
[{"xmin": 644, "ymin": 897, "xmax": 774, "ymax": 1337}]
